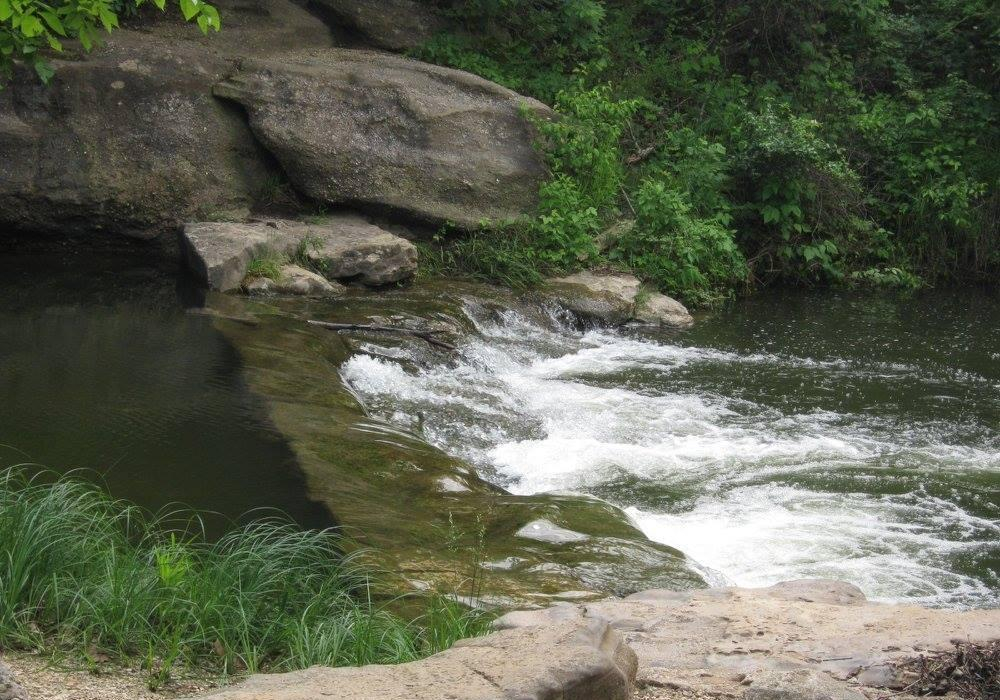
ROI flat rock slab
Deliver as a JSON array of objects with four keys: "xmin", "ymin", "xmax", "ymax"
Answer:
[
  {"xmin": 497, "ymin": 580, "xmax": 1000, "ymax": 698},
  {"xmin": 545, "ymin": 271, "xmax": 694, "ymax": 328},
  {"xmin": 194, "ymin": 618, "xmax": 636, "ymax": 700},
  {"xmin": 181, "ymin": 216, "xmax": 417, "ymax": 292},
  {"xmin": 213, "ymin": 49, "xmax": 552, "ymax": 229}
]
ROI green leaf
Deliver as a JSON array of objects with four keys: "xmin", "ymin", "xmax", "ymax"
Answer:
[
  {"xmin": 41, "ymin": 10, "xmax": 66, "ymax": 36},
  {"xmin": 0, "ymin": 0, "xmax": 12, "ymax": 22},
  {"xmin": 19, "ymin": 15, "xmax": 45, "ymax": 38},
  {"xmin": 179, "ymin": 0, "xmax": 200, "ymax": 21},
  {"xmin": 34, "ymin": 60, "xmax": 54, "ymax": 83}
]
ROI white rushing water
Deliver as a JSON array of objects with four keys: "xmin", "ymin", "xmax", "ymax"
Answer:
[{"xmin": 342, "ymin": 300, "xmax": 1000, "ymax": 608}]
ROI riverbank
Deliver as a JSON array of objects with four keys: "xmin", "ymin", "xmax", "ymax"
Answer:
[{"xmin": 6, "ymin": 580, "xmax": 997, "ymax": 700}]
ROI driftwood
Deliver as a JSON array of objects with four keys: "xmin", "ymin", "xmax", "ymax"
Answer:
[{"xmin": 307, "ymin": 320, "xmax": 457, "ymax": 351}]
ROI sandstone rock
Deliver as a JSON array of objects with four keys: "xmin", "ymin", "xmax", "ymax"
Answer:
[
  {"xmin": 0, "ymin": 660, "xmax": 27, "ymax": 700},
  {"xmin": 246, "ymin": 265, "xmax": 345, "ymax": 297},
  {"xmin": 0, "ymin": 0, "xmax": 331, "ymax": 241},
  {"xmin": 516, "ymin": 518, "xmax": 590, "ymax": 544},
  {"xmin": 214, "ymin": 49, "xmax": 551, "ymax": 229},
  {"xmin": 193, "ymin": 618, "xmax": 636, "ymax": 700},
  {"xmin": 312, "ymin": 0, "xmax": 445, "ymax": 51},
  {"xmin": 181, "ymin": 216, "xmax": 417, "ymax": 292},
  {"xmin": 634, "ymin": 292, "xmax": 695, "ymax": 328},
  {"xmin": 744, "ymin": 669, "xmax": 866, "ymax": 700},
  {"xmin": 545, "ymin": 271, "xmax": 694, "ymax": 328},
  {"xmin": 304, "ymin": 216, "xmax": 418, "ymax": 285}
]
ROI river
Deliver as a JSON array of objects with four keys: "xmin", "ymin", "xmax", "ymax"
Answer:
[{"xmin": 342, "ymin": 288, "xmax": 1000, "ymax": 608}]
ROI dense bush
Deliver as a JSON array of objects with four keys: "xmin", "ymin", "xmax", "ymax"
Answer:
[
  {"xmin": 417, "ymin": 0, "xmax": 998, "ymax": 304},
  {"xmin": 0, "ymin": 469, "xmax": 490, "ymax": 689}
]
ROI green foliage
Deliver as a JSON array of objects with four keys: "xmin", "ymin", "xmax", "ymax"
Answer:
[
  {"xmin": 244, "ymin": 247, "xmax": 285, "ymax": 282},
  {"xmin": 0, "ymin": 0, "xmax": 219, "ymax": 84},
  {"xmin": 420, "ymin": 0, "xmax": 999, "ymax": 303},
  {"xmin": 613, "ymin": 180, "xmax": 747, "ymax": 306},
  {"xmin": 0, "ymin": 468, "xmax": 491, "ymax": 686}
]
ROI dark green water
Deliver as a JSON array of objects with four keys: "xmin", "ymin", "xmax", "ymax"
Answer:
[{"xmin": 0, "ymin": 251, "xmax": 331, "ymax": 532}]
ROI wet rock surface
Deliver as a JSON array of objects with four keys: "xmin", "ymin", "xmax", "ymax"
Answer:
[
  {"xmin": 544, "ymin": 271, "xmax": 694, "ymax": 328},
  {"xmin": 213, "ymin": 49, "xmax": 551, "ymax": 229}
]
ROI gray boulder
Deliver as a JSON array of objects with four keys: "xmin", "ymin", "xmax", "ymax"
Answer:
[
  {"xmin": 193, "ymin": 618, "xmax": 636, "ymax": 700},
  {"xmin": 182, "ymin": 216, "xmax": 417, "ymax": 292},
  {"xmin": 312, "ymin": 0, "xmax": 445, "ymax": 52},
  {"xmin": 545, "ymin": 271, "xmax": 694, "ymax": 328},
  {"xmin": 0, "ymin": 660, "xmax": 27, "ymax": 700},
  {"xmin": 0, "ymin": 0, "xmax": 331, "ymax": 242},
  {"xmin": 213, "ymin": 49, "xmax": 552, "ymax": 229}
]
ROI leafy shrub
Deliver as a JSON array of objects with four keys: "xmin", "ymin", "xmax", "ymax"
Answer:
[{"xmin": 614, "ymin": 180, "xmax": 748, "ymax": 306}]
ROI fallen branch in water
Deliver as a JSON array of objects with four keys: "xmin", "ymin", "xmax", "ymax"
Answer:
[{"xmin": 307, "ymin": 320, "xmax": 457, "ymax": 351}]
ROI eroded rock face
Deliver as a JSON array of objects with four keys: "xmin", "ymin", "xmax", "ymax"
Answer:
[
  {"xmin": 194, "ymin": 618, "xmax": 636, "ymax": 700},
  {"xmin": 0, "ymin": 0, "xmax": 331, "ymax": 241},
  {"xmin": 545, "ymin": 271, "xmax": 694, "ymax": 328},
  {"xmin": 311, "ymin": 0, "xmax": 445, "ymax": 51},
  {"xmin": 181, "ymin": 216, "xmax": 417, "ymax": 291},
  {"xmin": 214, "ymin": 49, "xmax": 552, "ymax": 229}
]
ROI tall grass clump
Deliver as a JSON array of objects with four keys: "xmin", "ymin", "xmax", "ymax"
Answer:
[{"xmin": 0, "ymin": 469, "xmax": 492, "ymax": 688}]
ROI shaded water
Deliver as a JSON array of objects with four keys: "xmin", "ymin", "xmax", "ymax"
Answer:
[
  {"xmin": 343, "ymin": 289, "xmax": 1000, "ymax": 608},
  {"xmin": 0, "ymin": 252, "xmax": 331, "ymax": 532}
]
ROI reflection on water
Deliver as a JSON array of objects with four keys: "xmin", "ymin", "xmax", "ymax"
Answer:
[
  {"xmin": 343, "ymin": 289, "xmax": 1000, "ymax": 608},
  {"xmin": 0, "ymin": 251, "xmax": 331, "ymax": 533}
]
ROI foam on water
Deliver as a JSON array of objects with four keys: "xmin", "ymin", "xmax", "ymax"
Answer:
[{"xmin": 341, "ymin": 299, "xmax": 1000, "ymax": 608}]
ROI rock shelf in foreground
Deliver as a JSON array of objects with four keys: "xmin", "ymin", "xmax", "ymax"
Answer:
[{"xmin": 189, "ymin": 580, "xmax": 999, "ymax": 700}]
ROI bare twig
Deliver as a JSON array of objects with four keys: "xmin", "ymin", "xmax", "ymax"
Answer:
[{"xmin": 307, "ymin": 320, "xmax": 457, "ymax": 351}]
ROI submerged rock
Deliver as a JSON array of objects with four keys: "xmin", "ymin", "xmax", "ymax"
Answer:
[
  {"xmin": 545, "ymin": 271, "xmax": 694, "ymax": 328},
  {"xmin": 213, "ymin": 49, "xmax": 552, "ymax": 229},
  {"xmin": 245, "ymin": 265, "xmax": 345, "ymax": 297},
  {"xmin": 194, "ymin": 617, "xmax": 636, "ymax": 700},
  {"xmin": 181, "ymin": 216, "xmax": 417, "ymax": 292},
  {"xmin": 311, "ymin": 0, "xmax": 445, "ymax": 51}
]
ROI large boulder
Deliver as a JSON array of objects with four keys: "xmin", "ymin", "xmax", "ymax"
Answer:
[
  {"xmin": 0, "ymin": 0, "xmax": 332, "ymax": 242},
  {"xmin": 544, "ymin": 271, "xmax": 694, "ymax": 328},
  {"xmin": 182, "ymin": 216, "xmax": 418, "ymax": 291},
  {"xmin": 194, "ymin": 618, "xmax": 636, "ymax": 700},
  {"xmin": 213, "ymin": 49, "xmax": 552, "ymax": 229},
  {"xmin": 311, "ymin": 0, "xmax": 446, "ymax": 52}
]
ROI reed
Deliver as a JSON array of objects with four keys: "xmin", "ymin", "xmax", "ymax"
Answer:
[{"xmin": 0, "ymin": 468, "xmax": 491, "ymax": 688}]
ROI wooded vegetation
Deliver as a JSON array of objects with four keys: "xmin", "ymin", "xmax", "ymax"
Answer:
[{"xmin": 418, "ymin": 0, "xmax": 998, "ymax": 304}]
